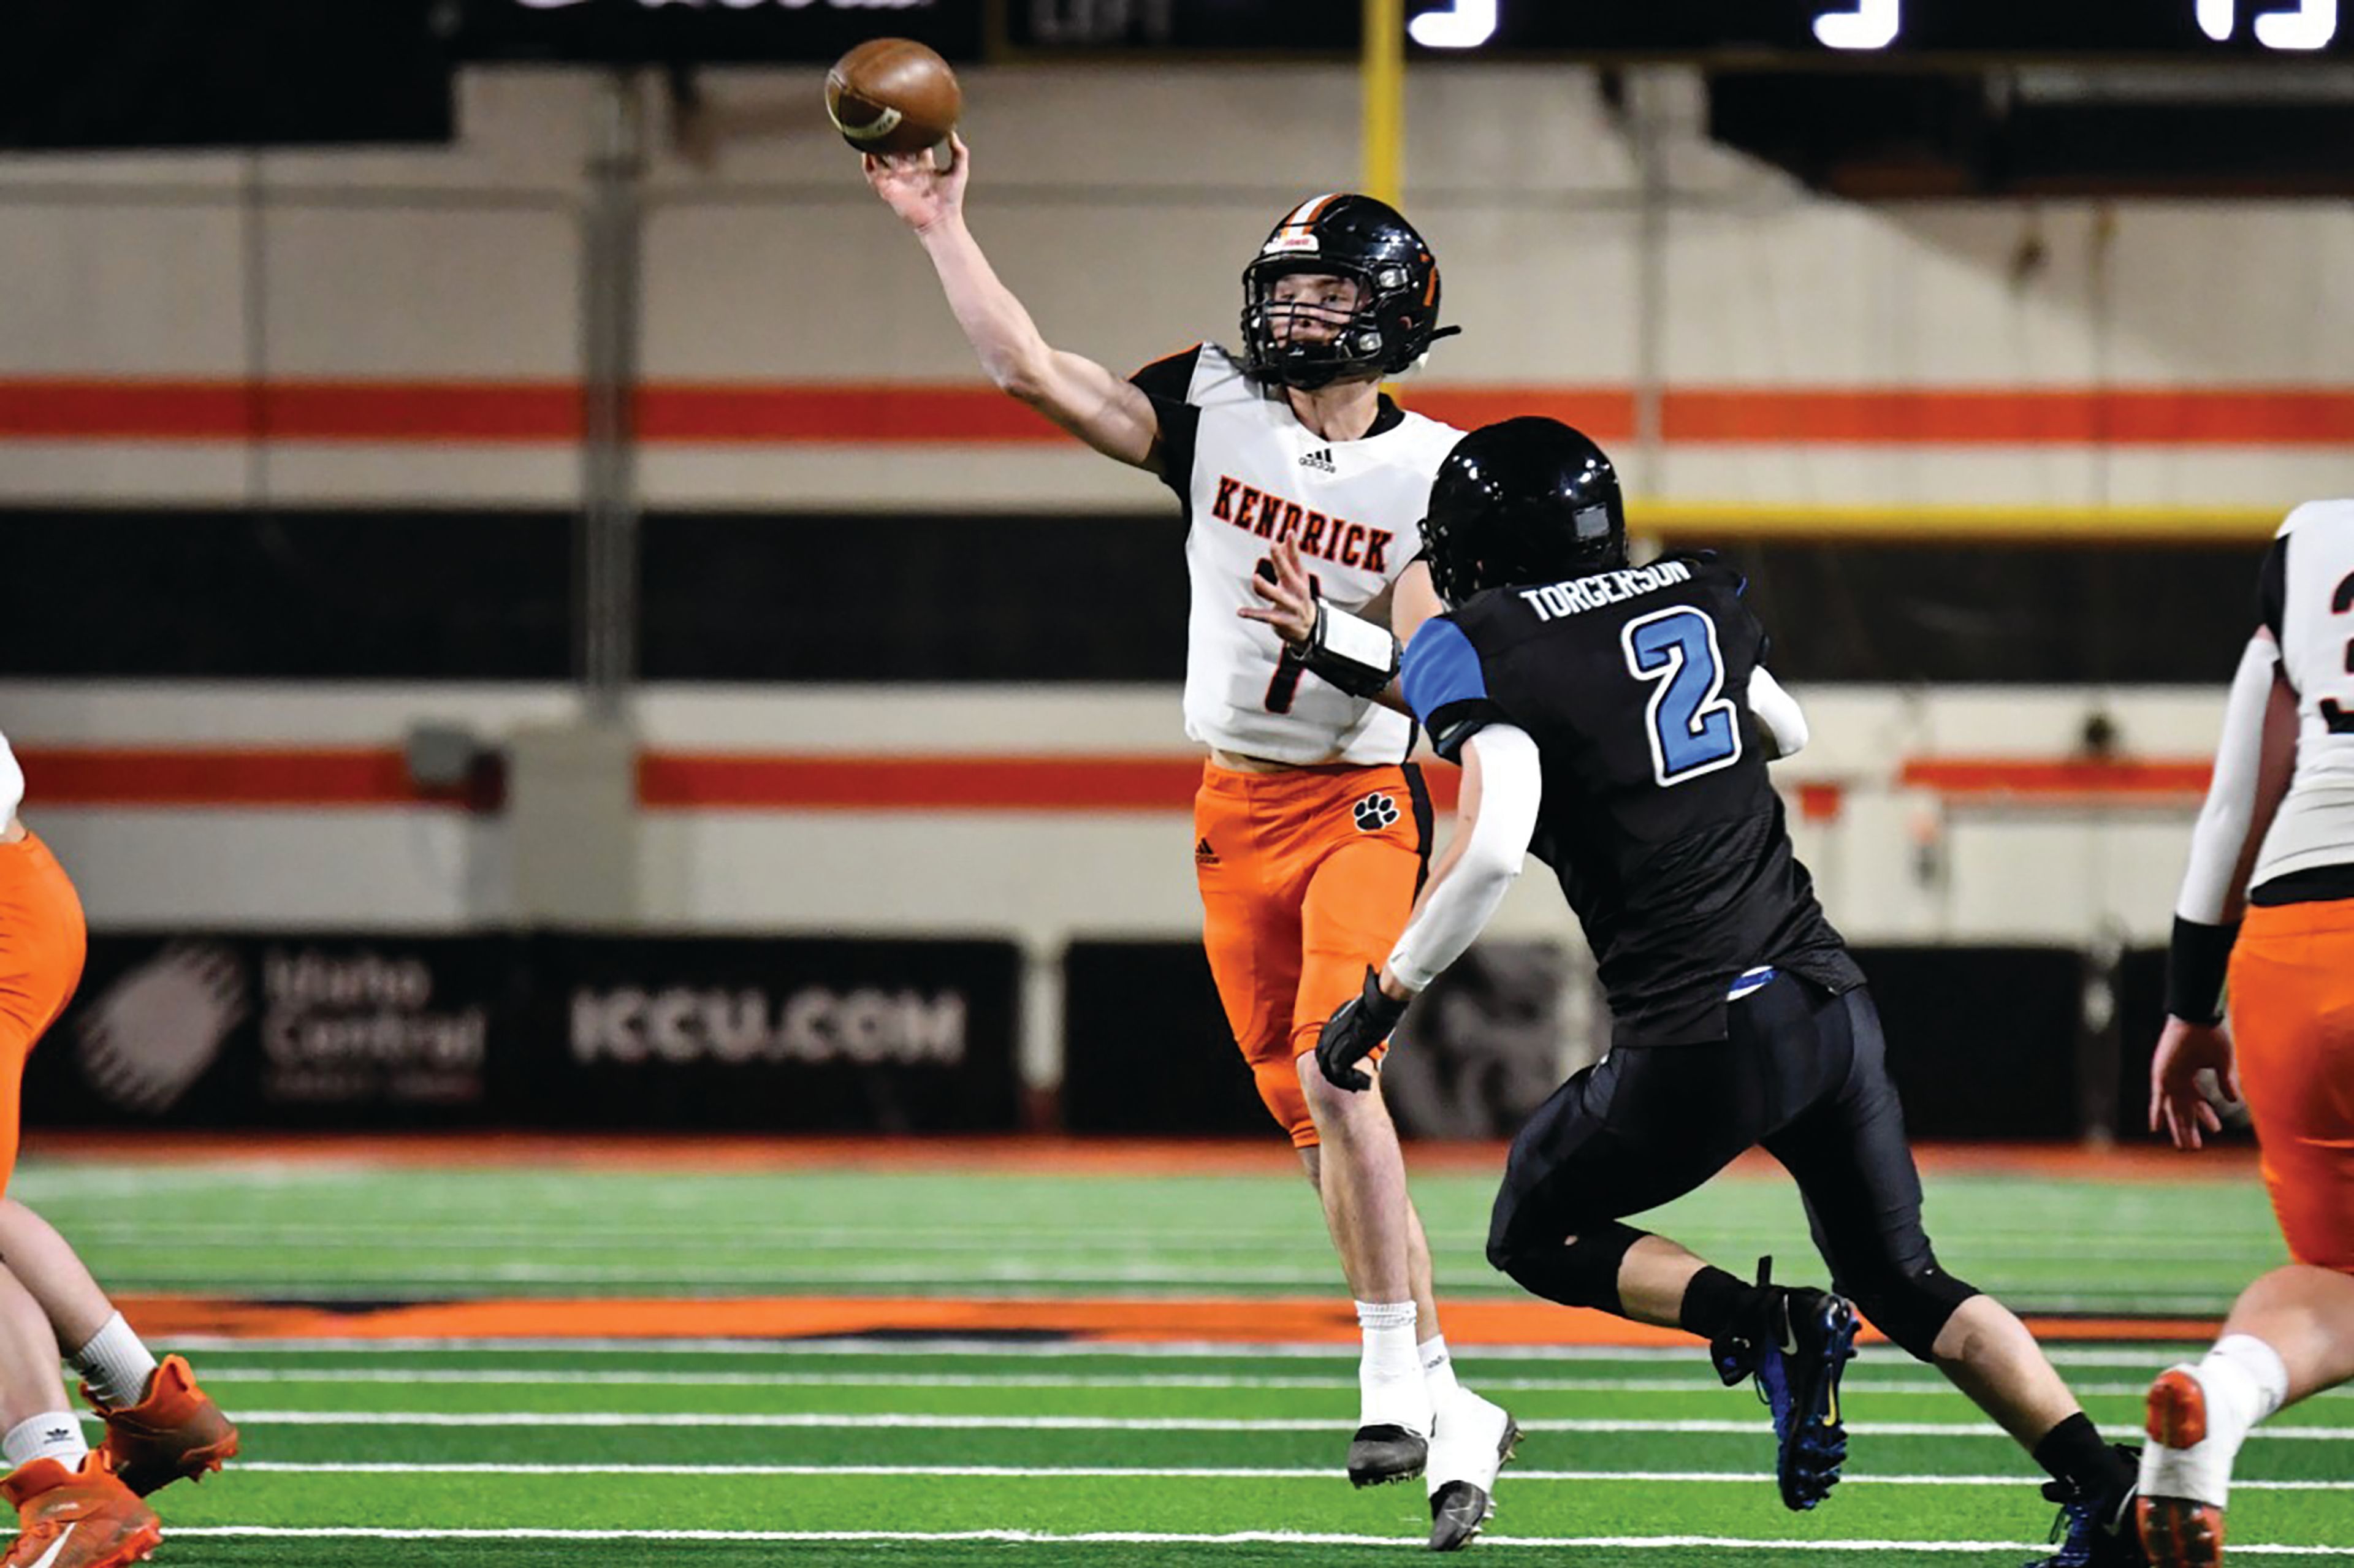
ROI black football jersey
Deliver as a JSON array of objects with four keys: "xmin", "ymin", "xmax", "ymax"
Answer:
[{"xmin": 1401, "ymin": 554, "xmax": 1862, "ymax": 1048}]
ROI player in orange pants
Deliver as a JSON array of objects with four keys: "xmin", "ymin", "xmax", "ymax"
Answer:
[
  {"xmin": 1194, "ymin": 759, "xmax": 1432, "ymax": 1149},
  {"xmin": 2141, "ymin": 500, "xmax": 2354, "ymax": 1565},
  {"xmin": 867, "ymin": 139, "xmax": 1518, "ymax": 1550},
  {"xmin": 0, "ymin": 740, "xmax": 239, "ymax": 1568}
]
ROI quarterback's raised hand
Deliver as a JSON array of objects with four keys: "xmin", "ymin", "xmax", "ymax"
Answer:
[
  {"xmin": 1316, "ymin": 965, "xmax": 1410, "ymax": 1092},
  {"xmin": 1241, "ymin": 538, "xmax": 1319, "ymax": 650},
  {"xmin": 864, "ymin": 132, "xmax": 969, "ymax": 234}
]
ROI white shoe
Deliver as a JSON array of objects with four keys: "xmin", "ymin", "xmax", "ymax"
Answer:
[
  {"xmin": 1425, "ymin": 1389, "xmax": 1520, "ymax": 1551},
  {"xmin": 2138, "ymin": 1364, "xmax": 2233, "ymax": 1567}
]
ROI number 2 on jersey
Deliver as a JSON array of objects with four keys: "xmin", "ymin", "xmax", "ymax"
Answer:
[{"xmin": 1621, "ymin": 606, "xmax": 1743, "ymax": 785}]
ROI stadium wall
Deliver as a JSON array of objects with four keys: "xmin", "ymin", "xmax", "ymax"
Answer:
[
  {"xmin": 0, "ymin": 62, "xmax": 2314, "ymax": 1094},
  {"xmin": 0, "ymin": 678, "xmax": 2222, "ymax": 950},
  {"xmin": 0, "ymin": 64, "xmax": 2344, "ymax": 520}
]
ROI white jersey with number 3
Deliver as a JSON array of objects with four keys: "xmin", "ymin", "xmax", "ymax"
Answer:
[
  {"xmin": 1133, "ymin": 343, "xmax": 1463, "ymax": 766},
  {"xmin": 2258, "ymin": 499, "xmax": 2354, "ymax": 886},
  {"xmin": 0, "ymin": 729, "xmax": 20, "ymax": 825}
]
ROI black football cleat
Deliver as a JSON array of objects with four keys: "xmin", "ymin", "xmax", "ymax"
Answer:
[
  {"xmin": 2027, "ymin": 1445, "xmax": 2147, "ymax": 1568},
  {"xmin": 1347, "ymin": 1423, "xmax": 1428, "ymax": 1488},
  {"xmin": 1710, "ymin": 1257, "xmax": 1859, "ymax": 1512}
]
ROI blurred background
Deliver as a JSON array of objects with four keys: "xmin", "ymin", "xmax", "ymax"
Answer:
[{"xmin": 4, "ymin": 0, "xmax": 2348, "ymax": 1153}]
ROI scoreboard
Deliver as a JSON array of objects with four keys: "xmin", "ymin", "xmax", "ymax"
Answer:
[
  {"xmin": 448, "ymin": 0, "xmax": 2347, "ymax": 62},
  {"xmin": 1006, "ymin": 1, "xmax": 2348, "ymax": 58}
]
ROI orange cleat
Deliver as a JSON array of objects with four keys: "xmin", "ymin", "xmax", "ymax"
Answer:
[
  {"xmin": 82, "ymin": 1358, "xmax": 238, "ymax": 1498},
  {"xmin": 2138, "ymin": 1367, "xmax": 2227, "ymax": 1568},
  {"xmin": 0, "ymin": 1450, "xmax": 161, "ymax": 1568}
]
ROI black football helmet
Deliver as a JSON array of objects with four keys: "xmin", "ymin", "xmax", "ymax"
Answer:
[
  {"xmin": 1421, "ymin": 417, "xmax": 1629, "ymax": 606},
  {"xmin": 1239, "ymin": 194, "xmax": 1455, "ymax": 389}
]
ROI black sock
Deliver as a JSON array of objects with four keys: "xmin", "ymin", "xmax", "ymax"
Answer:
[
  {"xmin": 1678, "ymin": 1265, "xmax": 1769, "ymax": 1341},
  {"xmin": 2032, "ymin": 1412, "xmax": 2131, "ymax": 1496}
]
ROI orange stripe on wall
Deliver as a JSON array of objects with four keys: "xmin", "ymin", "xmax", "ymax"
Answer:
[
  {"xmin": 638, "ymin": 754, "xmax": 1213, "ymax": 811},
  {"xmin": 10, "ymin": 746, "xmax": 2227, "ymax": 810},
  {"xmin": 17, "ymin": 748, "xmax": 1469, "ymax": 813},
  {"xmin": 1900, "ymin": 758, "xmax": 2213, "ymax": 796},
  {"xmin": 0, "ymin": 380, "xmax": 256, "ymax": 441},
  {"xmin": 640, "ymin": 755, "xmax": 1468, "ymax": 812},
  {"xmin": 19, "ymin": 748, "xmax": 426, "ymax": 807},
  {"xmin": 15, "ymin": 748, "xmax": 2224, "ymax": 812},
  {"xmin": 1665, "ymin": 387, "xmax": 2354, "ymax": 446},
  {"xmin": 2, "ymin": 378, "xmax": 2350, "ymax": 446},
  {"xmin": 0, "ymin": 379, "xmax": 581, "ymax": 443},
  {"xmin": 257, "ymin": 382, "xmax": 582, "ymax": 442},
  {"xmin": 634, "ymin": 384, "xmax": 1059, "ymax": 444}
]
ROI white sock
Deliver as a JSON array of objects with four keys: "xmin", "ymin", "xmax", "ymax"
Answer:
[
  {"xmin": 2202, "ymin": 1333, "xmax": 2291, "ymax": 1434},
  {"xmin": 1, "ymin": 1414, "xmax": 86, "ymax": 1472},
  {"xmin": 67, "ymin": 1314, "xmax": 158, "ymax": 1410},
  {"xmin": 1357, "ymin": 1301, "xmax": 1428, "ymax": 1433},
  {"xmin": 1420, "ymin": 1334, "xmax": 1462, "ymax": 1409}
]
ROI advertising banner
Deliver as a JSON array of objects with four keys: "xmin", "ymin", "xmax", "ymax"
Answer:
[{"xmin": 29, "ymin": 934, "xmax": 1022, "ymax": 1133}]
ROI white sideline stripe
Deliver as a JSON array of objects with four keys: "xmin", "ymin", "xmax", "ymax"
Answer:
[
  {"xmin": 189, "ymin": 1410, "xmax": 2354, "ymax": 1438},
  {"xmin": 157, "ymin": 1528, "xmax": 2354, "ymax": 1555},
  {"xmin": 223, "ymin": 1461, "xmax": 2354, "ymax": 1491},
  {"xmin": 185, "ymin": 1366, "xmax": 2336, "ymax": 1399},
  {"xmin": 159, "ymin": 1336, "xmax": 2217, "ymax": 1366}
]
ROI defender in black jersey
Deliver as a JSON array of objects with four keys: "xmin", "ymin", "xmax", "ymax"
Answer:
[{"xmin": 1310, "ymin": 419, "xmax": 2149, "ymax": 1566}]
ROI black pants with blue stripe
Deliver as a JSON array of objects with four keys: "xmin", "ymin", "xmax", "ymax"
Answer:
[{"xmin": 1485, "ymin": 972, "xmax": 1974, "ymax": 1356}]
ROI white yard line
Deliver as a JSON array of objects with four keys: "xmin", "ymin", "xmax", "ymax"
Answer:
[
  {"xmin": 177, "ymin": 1410, "xmax": 2354, "ymax": 1438},
  {"xmin": 155, "ymin": 1527, "xmax": 2354, "ymax": 1555},
  {"xmin": 187, "ymin": 1366, "xmax": 2331, "ymax": 1400},
  {"xmin": 221, "ymin": 1460, "xmax": 2354, "ymax": 1491}
]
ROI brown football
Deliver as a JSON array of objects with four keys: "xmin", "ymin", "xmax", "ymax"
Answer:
[{"xmin": 825, "ymin": 38, "xmax": 961, "ymax": 157}]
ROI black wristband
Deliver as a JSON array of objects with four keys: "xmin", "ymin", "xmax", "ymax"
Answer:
[
  {"xmin": 2164, "ymin": 915, "xmax": 2239, "ymax": 1026},
  {"xmin": 1299, "ymin": 604, "xmax": 1399, "ymax": 701}
]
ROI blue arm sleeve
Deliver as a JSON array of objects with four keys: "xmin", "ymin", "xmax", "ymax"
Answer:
[{"xmin": 1401, "ymin": 617, "xmax": 1505, "ymax": 763}]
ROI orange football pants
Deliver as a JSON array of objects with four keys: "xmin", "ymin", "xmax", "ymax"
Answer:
[
  {"xmin": 1194, "ymin": 760, "xmax": 1431, "ymax": 1148},
  {"xmin": 2228, "ymin": 897, "xmax": 2354, "ymax": 1273},
  {"xmin": 0, "ymin": 832, "xmax": 87, "ymax": 1200}
]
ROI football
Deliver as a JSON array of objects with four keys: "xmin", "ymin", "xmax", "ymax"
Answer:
[{"xmin": 825, "ymin": 38, "xmax": 962, "ymax": 157}]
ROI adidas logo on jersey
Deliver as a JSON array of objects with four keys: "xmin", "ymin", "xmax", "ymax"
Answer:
[
  {"xmin": 1195, "ymin": 837, "xmax": 1219, "ymax": 865},
  {"xmin": 1352, "ymin": 794, "xmax": 1400, "ymax": 832},
  {"xmin": 1298, "ymin": 446, "xmax": 1336, "ymax": 473}
]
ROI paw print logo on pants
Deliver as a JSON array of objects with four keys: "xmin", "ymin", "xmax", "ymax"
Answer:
[{"xmin": 1352, "ymin": 793, "xmax": 1400, "ymax": 832}]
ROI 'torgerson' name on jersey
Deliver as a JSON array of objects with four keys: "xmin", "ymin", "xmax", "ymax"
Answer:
[
  {"xmin": 1517, "ymin": 560, "xmax": 1695, "ymax": 622},
  {"xmin": 1208, "ymin": 474, "xmax": 1396, "ymax": 571}
]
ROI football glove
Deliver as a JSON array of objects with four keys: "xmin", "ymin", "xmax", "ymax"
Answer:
[{"xmin": 1316, "ymin": 965, "xmax": 1409, "ymax": 1092}]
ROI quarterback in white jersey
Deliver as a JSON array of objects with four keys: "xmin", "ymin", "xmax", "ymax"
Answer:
[
  {"xmin": 2141, "ymin": 500, "xmax": 2354, "ymax": 1565},
  {"xmin": 866, "ymin": 150, "xmax": 1517, "ymax": 1545},
  {"xmin": 1136, "ymin": 338, "xmax": 1463, "ymax": 766}
]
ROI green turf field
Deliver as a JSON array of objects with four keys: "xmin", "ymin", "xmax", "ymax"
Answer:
[
  {"xmin": 18, "ymin": 1162, "xmax": 2288, "ymax": 1312},
  {"xmin": 12, "ymin": 1154, "xmax": 2343, "ymax": 1566}
]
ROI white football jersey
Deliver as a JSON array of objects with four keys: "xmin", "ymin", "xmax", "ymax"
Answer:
[
  {"xmin": 2257, "ymin": 499, "xmax": 2354, "ymax": 887},
  {"xmin": 1135, "ymin": 343, "xmax": 1464, "ymax": 766},
  {"xmin": 0, "ymin": 729, "xmax": 19, "ymax": 825}
]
